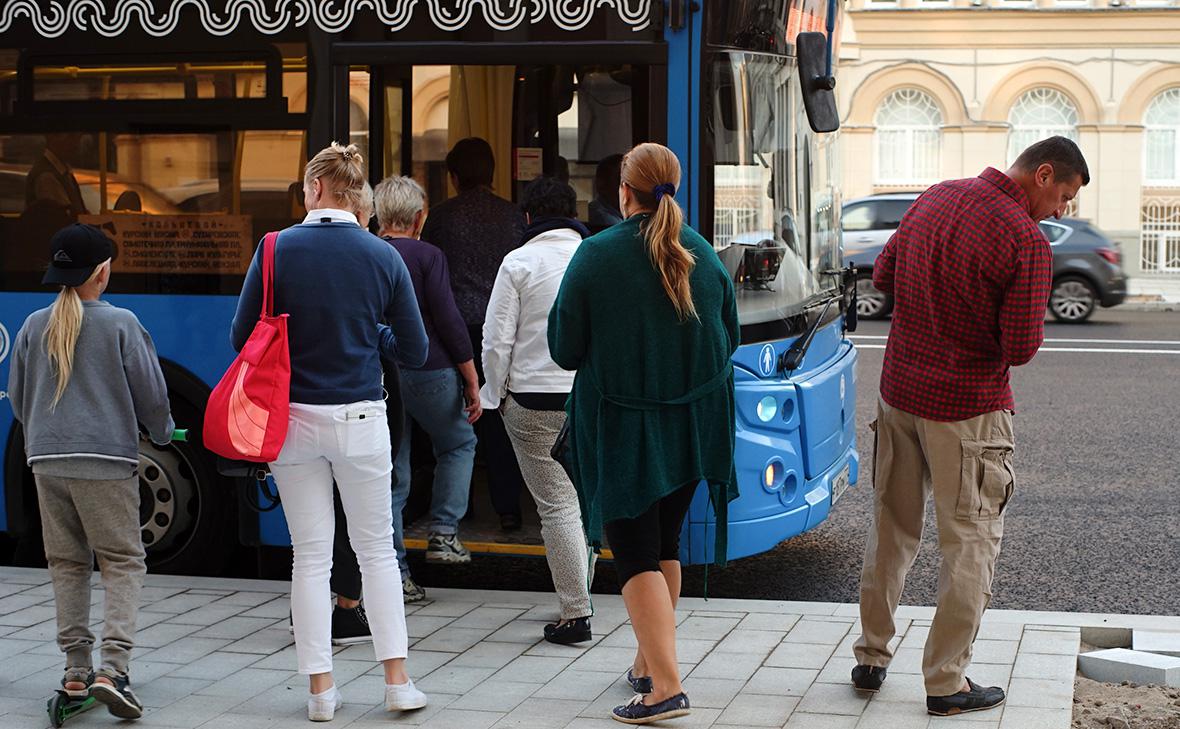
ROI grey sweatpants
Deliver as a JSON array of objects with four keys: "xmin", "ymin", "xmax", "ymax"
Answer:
[
  {"xmin": 501, "ymin": 397, "xmax": 592, "ymax": 620},
  {"xmin": 35, "ymin": 474, "xmax": 146, "ymax": 675}
]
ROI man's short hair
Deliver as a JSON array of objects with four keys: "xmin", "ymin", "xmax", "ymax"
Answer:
[
  {"xmin": 445, "ymin": 137, "xmax": 495, "ymax": 190},
  {"xmin": 374, "ymin": 176, "xmax": 426, "ymax": 231},
  {"xmin": 521, "ymin": 176, "xmax": 577, "ymax": 220},
  {"xmin": 1013, "ymin": 136, "xmax": 1090, "ymax": 186}
]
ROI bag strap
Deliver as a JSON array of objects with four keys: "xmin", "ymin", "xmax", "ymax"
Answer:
[{"xmin": 260, "ymin": 231, "xmax": 280, "ymax": 318}]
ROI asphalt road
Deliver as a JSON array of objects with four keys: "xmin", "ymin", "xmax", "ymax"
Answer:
[{"xmin": 417, "ymin": 308, "xmax": 1180, "ymax": 616}]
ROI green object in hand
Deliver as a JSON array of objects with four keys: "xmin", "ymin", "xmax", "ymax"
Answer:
[{"xmin": 171, "ymin": 429, "xmax": 188, "ymax": 443}]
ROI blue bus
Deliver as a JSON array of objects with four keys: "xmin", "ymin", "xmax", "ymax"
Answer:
[{"xmin": 0, "ymin": 0, "xmax": 858, "ymax": 574}]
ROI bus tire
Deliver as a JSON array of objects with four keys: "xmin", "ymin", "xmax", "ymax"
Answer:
[{"xmin": 139, "ymin": 395, "xmax": 233, "ymax": 576}]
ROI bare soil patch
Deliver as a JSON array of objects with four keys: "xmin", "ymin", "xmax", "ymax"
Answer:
[{"xmin": 1073, "ymin": 675, "xmax": 1180, "ymax": 729}]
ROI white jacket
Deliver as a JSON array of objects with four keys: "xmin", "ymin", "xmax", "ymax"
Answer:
[{"xmin": 480, "ymin": 226, "xmax": 583, "ymax": 410}]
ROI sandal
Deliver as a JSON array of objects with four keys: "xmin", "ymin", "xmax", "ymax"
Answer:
[{"xmin": 61, "ymin": 668, "xmax": 93, "ymax": 699}]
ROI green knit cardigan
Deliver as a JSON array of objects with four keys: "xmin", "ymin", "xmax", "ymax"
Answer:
[{"xmin": 547, "ymin": 215, "xmax": 740, "ymax": 565}]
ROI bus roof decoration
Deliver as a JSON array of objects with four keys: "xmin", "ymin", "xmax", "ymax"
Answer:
[
  {"xmin": 797, "ymin": 31, "xmax": 840, "ymax": 134},
  {"xmin": 0, "ymin": 0, "xmax": 654, "ymax": 38}
]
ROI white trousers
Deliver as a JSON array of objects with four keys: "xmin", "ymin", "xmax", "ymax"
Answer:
[{"xmin": 269, "ymin": 400, "xmax": 408, "ymax": 675}]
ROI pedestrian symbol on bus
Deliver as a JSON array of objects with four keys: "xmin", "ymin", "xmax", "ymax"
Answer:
[{"xmin": 759, "ymin": 344, "xmax": 776, "ymax": 377}]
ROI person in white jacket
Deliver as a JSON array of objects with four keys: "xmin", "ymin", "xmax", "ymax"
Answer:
[{"xmin": 481, "ymin": 176, "xmax": 594, "ymax": 645}]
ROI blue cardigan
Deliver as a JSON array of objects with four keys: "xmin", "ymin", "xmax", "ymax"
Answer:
[{"xmin": 231, "ymin": 221, "xmax": 428, "ymax": 405}]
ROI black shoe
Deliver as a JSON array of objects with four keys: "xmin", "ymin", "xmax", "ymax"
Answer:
[
  {"xmin": 851, "ymin": 664, "xmax": 887, "ymax": 693},
  {"xmin": 500, "ymin": 513, "xmax": 522, "ymax": 531},
  {"xmin": 626, "ymin": 668, "xmax": 653, "ymax": 695},
  {"xmin": 926, "ymin": 678, "xmax": 1006, "ymax": 716},
  {"xmin": 89, "ymin": 670, "xmax": 143, "ymax": 720},
  {"xmin": 611, "ymin": 692, "xmax": 691, "ymax": 724},
  {"xmin": 543, "ymin": 617, "xmax": 592, "ymax": 645},
  {"xmin": 331, "ymin": 604, "xmax": 373, "ymax": 646}
]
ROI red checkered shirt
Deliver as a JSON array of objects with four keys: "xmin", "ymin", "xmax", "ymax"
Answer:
[{"xmin": 873, "ymin": 167, "xmax": 1052, "ymax": 422}]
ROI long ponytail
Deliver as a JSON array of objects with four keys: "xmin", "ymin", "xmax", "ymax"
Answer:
[
  {"xmin": 622, "ymin": 143, "xmax": 698, "ymax": 322},
  {"xmin": 42, "ymin": 261, "xmax": 107, "ymax": 407}
]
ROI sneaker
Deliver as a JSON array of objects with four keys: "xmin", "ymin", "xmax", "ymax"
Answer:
[
  {"xmin": 331, "ymin": 604, "xmax": 373, "ymax": 646},
  {"xmin": 851, "ymin": 664, "xmax": 887, "ymax": 693},
  {"xmin": 88, "ymin": 670, "xmax": 143, "ymax": 720},
  {"xmin": 611, "ymin": 692, "xmax": 691, "ymax": 724},
  {"xmin": 425, "ymin": 533, "xmax": 471, "ymax": 564},
  {"xmin": 626, "ymin": 668, "xmax": 653, "ymax": 695},
  {"xmin": 307, "ymin": 685, "xmax": 343, "ymax": 722},
  {"xmin": 543, "ymin": 616, "xmax": 592, "ymax": 645},
  {"xmin": 403, "ymin": 575, "xmax": 427, "ymax": 603},
  {"xmin": 385, "ymin": 679, "xmax": 428, "ymax": 712},
  {"xmin": 61, "ymin": 667, "xmax": 94, "ymax": 700},
  {"xmin": 926, "ymin": 678, "xmax": 1006, "ymax": 716}
]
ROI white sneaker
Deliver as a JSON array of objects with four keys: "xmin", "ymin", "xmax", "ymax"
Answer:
[
  {"xmin": 385, "ymin": 679, "xmax": 428, "ymax": 712},
  {"xmin": 308, "ymin": 686, "xmax": 343, "ymax": 722}
]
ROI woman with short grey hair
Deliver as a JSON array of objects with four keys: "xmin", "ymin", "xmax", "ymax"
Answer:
[{"xmin": 373, "ymin": 176, "xmax": 482, "ymax": 601}]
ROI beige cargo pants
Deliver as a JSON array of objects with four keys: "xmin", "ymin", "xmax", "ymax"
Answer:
[{"xmin": 853, "ymin": 396, "xmax": 1016, "ymax": 697}]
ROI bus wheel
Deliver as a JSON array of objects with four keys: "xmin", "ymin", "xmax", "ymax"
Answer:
[{"xmin": 139, "ymin": 400, "xmax": 232, "ymax": 575}]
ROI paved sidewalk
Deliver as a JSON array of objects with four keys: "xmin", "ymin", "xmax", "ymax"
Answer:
[{"xmin": 1, "ymin": 568, "xmax": 1176, "ymax": 729}]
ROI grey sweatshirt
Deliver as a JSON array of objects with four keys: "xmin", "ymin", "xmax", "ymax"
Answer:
[{"xmin": 8, "ymin": 300, "xmax": 174, "ymax": 471}]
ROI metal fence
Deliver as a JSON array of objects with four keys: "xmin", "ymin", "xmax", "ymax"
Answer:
[{"xmin": 1141, "ymin": 196, "xmax": 1180, "ymax": 274}]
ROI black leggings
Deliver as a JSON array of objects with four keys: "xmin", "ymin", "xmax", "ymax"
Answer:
[{"xmin": 604, "ymin": 483, "xmax": 697, "ymax": 587}]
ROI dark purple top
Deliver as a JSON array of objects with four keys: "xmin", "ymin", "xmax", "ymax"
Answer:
[{"xmin": 385, "ymin": 236, "xmax": 474, "ymax": 371}]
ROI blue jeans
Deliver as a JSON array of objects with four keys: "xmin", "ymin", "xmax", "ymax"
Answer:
[{"xmin": 392, "ymin": 367, "xmax": 477, "ymax": 572}]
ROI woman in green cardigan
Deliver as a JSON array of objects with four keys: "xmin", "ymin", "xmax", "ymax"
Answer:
[{"xmin": 548, "ymin": 143, "xmax": 739, "ymax": 725}]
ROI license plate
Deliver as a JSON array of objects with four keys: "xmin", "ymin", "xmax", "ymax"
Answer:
[{"xmin": 831, "ymin": 465, "xmax": 850, "ymax": 505}]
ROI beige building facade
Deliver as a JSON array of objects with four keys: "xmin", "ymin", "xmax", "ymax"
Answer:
[{"xmin": 837, "ymin": 0, "xmax": 1180, "ymax": 289}]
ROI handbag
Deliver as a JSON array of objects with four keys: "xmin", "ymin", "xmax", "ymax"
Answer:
[
  {"xmin": 551, "ymin": 416, "xmax": 574, "ymax": 482},
  {"xmin": 203, "ymin": 231, "xmax": 291, "ymax": 462}
]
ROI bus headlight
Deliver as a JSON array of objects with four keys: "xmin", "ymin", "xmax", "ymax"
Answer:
[{"xmin": 756, "ymin": 396, "xmax": 778, "ymax": 422}]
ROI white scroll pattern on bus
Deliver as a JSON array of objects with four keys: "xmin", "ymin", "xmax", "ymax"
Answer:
[{"xmin": 0, "ymin": 0, "xmax": 651, "ymax": 37}]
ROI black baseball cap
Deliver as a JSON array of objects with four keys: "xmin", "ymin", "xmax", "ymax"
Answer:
[{"xmin": 42, "ymin": 223, "xmax": 114, "ymax": 287}]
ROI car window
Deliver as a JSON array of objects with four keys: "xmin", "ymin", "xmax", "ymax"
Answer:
[
  {"xmin": 1039, "ymin": 221, "xmax": 1070, "ymax": 243},
  {"xmin": 842, "ymin": 203, "xmax": 875, "ymax": 232},
  {"xmin": 878, "ymin": 199, "xmax": 913, "ymax": 230}
]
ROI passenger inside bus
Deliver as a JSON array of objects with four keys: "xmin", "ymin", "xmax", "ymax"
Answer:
[
  {"xmin": 588, "ymin": 153, "xmax": 624, "ymax": 231},
  {"xmin": 26, "ymin": 133, "xmax": 89, "ymax": 218},
  {"xmin": 419, "ymin": 137, "xmax": 527, "ymax": 533}
]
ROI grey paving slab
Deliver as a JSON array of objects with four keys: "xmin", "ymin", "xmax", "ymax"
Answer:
[
  {"xmin": 1005, "ymin": 676, "xmax": 1075, "ymax": 709},
  {"xmin": 448, "ymin": 679, "xmax": 541, "ymax": 713},
  {"xmin": 414, "ymin": 626, "xmax": 496, "ymax": 654},
  {"xmin": 448, "ymin": 640, "xmax": 529, "ymax": 669},
  {"xmin": 785, "ymin": 715, "xmax": 859, "ymax": 729},
  {"xmin": 221, "ymin": 627, "xmax": 295, "ymax": 655},
  {"xmin": 484, "ymin": 620, "xmax": 549, "ymax": 645},
  {"xmin": 676, "ymin": 616, "xmax": 740, "ymax": 641},
  {"xmin": 168, "ymin": 649, "xmax": 264, "ymax": 679},
  {"xmin": 713, "ymin": 628, "xmax": 786, "ymax": 655},
  {"xmin": 856, "ymin": 699, "xmax": 932, "ymax": 729},
  {"xmin": 997, "ymin": 706, "xmax": 1071, "ymax": 729},
  {"xmin": 736, "ymin": 611, "xmax": 802, "ymax": 632},
  {"xmin": 416, "ymin": 665, "xmax": 498, "ymax": 695},
  {"xmin": 137, "ymin": 636, "xmax": 234, "ymax": 664},
  {"xmin": 973, "ymin": 639, "xmax": 1020, "ymax": 665},
  {"xmin": 568, "ymin": 645, "xmax": 637, "ymax": 673},
  {"xmin": 493, "ymin": 654, "xmax": 573, "ymax": 684},
  {"xmin": 871, "ymin": 671, "xmax": 928, "ymax": 704},
  {"xmin": 766, "ymin": 641, "xmax": 837, "ymax": 669},
  {"xmin": 786, "ymin": 618, "xmax": 853, "ymax": 645},
  {"xmin": 419, "ymin": 707, "xmax": 505, "ymax": 729},
  {"xmin": 680, "ymin": 676, "xmax": 746, "ymax": 708},
  {"xmin": 532, "ymin": 669, "xmax": 620, "ymax": 701},
  {"xmin": 135, "ymin": 620, "xmax": 203, "ymax": 648},
  {"xmin": 137, "ymin": 675, "xmax": 218, "ymax": 708},
  {"xmin": 165, "ymin": 602, "xmax": 247, "ymax": 627},
  {"xmin": 240, "ymin": 596, "xmax": 291, "ymax": 619},
  {"xmin": 1019, "ymin": 630, "xmax": 1080, "ymax": 656},
  {"xmin": 1010, "ymin": 650, "xmax": 1077, "ymax": 679},
  {"xmin": 691, "ymin": 649, "xmax": 766, "ymax": 681},
  {"xmin": 0, "ymin": 605, "xmax": 55, "ymax": 628},
  {"xmin": 450, "ymin": 607, "xmax": 526, "ymax": 631},
  {"xmin": 716, "ymin": 693, "xmax": 799, "ymax": 727},
  {"xmin": 491, "ymin": 696, "xmax": 588, "ymax": 729},
  {"xmin": 195, "ymin": 667, "xmax": 294, "ymax": 698},
  {"xmin": 193, "ymin": 615, "xmax": 278, "ymax": 640},
  {"xmin": 140, "ymin": 592, "xmax": 223, "ymax": 615},
  {"xmin": 796, "ymin": 680, "xmax": 871, "ymax": 716},
  {"xmin": 744, "ymin": 666, "xmax": 821, "ymax": 696}
]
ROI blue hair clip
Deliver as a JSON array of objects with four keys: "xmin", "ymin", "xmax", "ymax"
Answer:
[{"xmin": 653, "ymin": 183, "xmax": 676, "ymax": 201}]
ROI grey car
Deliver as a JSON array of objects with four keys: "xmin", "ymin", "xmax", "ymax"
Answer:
[{"xmin": 842, "ymin": 193, "xmax": 1127, "ymax": 323}]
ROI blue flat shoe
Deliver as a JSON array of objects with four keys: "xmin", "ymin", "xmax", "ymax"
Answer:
[
  {"xmin": 611, "ymin": 692, "xmax": 690, "ymax": 725},
  {"xmin": 626, "ymin": 668, "xmax": 653, "ymax": 694}
]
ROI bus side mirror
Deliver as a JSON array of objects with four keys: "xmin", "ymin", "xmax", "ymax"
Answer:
[{"xmin": 797, "ymin": 32, "xmax": 840, "ymax": 133}]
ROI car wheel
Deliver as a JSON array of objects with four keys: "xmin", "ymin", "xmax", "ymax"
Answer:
[
  {"xmin": 1049, "ymin": 275, "xmax": 1097, "ymax": 323},
  {"xmin": 856, "ymin": 274, "xmax": 893, "ymax": 320}
]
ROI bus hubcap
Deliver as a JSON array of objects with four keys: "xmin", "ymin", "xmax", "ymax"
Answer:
[{"xmin": 138, "ymin": 444, "xmax": 198, "ymax": 557}]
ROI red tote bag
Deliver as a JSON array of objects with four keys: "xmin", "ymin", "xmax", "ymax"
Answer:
[{"xmin": 203, "ymin": 231, "xmax": 291, "ymax": 462}]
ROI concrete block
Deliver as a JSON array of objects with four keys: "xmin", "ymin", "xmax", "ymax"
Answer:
[
  {"xmin": 1132, "ymin": 630, "xmax": 1180, "ymax": 658},
  {"xmin": 1077, "ymin": 648, "xmax": 1180, "ymax": 687}
]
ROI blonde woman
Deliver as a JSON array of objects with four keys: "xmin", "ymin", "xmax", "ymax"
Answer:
[
  {"xmin": 549, "ymin": 143, "xmax": 739, "ymax": 724},
  {"xmin": 230, "ymin": 143, "xmax": 430, "ymax": 721},
  {"xmin": 8, "ymin": 223, "xmax": 174, "ymax": 720}
]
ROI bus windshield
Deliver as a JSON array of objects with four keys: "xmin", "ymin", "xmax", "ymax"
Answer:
[{"xmin": 709, "ymin": 51, "xmax": 841, "ymax": 326}]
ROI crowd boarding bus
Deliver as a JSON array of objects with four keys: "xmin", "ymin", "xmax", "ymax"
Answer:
[{"xmin": 0, "ymin": 0, "xmax": 859, "ymax": 575}]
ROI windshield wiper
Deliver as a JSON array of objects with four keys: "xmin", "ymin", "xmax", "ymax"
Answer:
[{"xmin": 780, "ymin": 291, "xmax": 840, "ymax": 372}]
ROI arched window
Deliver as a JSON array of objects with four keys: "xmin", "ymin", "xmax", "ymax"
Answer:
[
  {"xmin": 1145, "ymin": 88, "xmax": 1180, "ymax": 186},
  {"xmin": 874, "ymin": 88, "xmax": 942, "ymax": 185},
  {"xmin": 1007, "ymin": 88, "xmax": 1078, "ymax": 164}
]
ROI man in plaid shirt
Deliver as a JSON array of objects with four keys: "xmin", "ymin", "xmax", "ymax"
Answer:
[{"xmin": 850, "ymin": 137, "xmax": 1089, "ymax": 717}]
